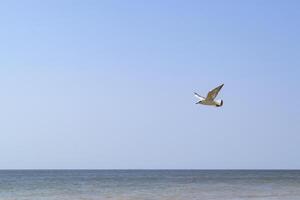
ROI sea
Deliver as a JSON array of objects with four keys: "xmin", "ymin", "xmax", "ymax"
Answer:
[{"xmin": 0, "ymin": 170, "xmax": 300, "ymax": 200}]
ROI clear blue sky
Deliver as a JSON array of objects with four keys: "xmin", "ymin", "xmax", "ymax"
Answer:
[{"xmin": 0, "ymin": 0, "xmax": 299, "ymax": 169}]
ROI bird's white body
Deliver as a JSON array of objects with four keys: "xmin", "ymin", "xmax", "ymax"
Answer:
[
  {"xmin": 194, "ymin": 84, "xmax": 224, "ymax": 107},
  {"xmin": 199, "ymin": 99, "xmax": 223, "ymax": 107}
]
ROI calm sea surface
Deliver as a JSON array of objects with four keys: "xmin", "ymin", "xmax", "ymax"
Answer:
[{"xmin": 0, "ymin": 170, "xmax": 300, "ymax": 200}]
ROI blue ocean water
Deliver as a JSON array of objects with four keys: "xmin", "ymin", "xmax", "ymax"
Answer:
[{"xmin": 0, "ymin": 170, "xmax": 300, "ymax": 200}]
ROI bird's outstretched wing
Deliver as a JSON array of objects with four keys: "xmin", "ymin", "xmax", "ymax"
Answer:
[
  {"xmin": 206, "ymin": 84, "xmax": 224, "ymax": 101},
  {"xmin": 194, "ymin": 92, "xmax": 205, "ymax": 100}
]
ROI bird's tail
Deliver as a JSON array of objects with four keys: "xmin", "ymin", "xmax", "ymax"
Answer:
[{"xmin": 216, "ymin": 100, "xmax": 223, "ymax": 107}]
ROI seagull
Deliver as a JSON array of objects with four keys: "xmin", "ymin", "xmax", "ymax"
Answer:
[{"xmin": 194, "ymin": 84, "xmax": 224, "ymax": 107}]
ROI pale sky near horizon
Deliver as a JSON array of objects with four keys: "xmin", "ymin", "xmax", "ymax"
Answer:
[{"xmin": 0, "ymin": 0, "xmax": 299, "ymax": 169}]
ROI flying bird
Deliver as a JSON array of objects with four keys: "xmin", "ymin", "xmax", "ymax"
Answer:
[{"xmin": 194, "ymin": 84, "xmax": 224, "ymax": 107}]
